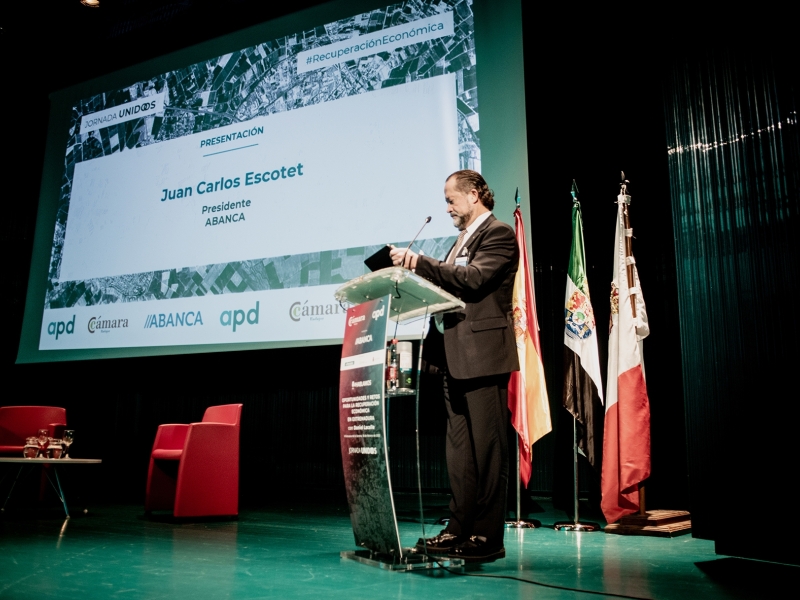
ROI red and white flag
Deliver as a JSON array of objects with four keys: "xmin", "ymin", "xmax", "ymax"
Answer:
[
  {"xmin": 601, "ymin": 195, "xmax": 651, "ymax": 523},
  {"xmin": 508, "ymin": 203, "xmax": 552, "ymax": 486}
]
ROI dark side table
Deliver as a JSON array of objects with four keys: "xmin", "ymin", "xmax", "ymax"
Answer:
[{"xmin": 0, "ymin": 457, "xmax": 102, "ymax": 518}]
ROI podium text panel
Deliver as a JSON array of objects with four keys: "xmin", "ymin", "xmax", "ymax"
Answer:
[{"xmin": 339, "ymin": 296, "xmax": 401, "ymax": 555}]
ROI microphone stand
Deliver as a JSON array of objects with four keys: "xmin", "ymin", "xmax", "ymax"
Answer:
[{"xmin": 400, "ymin": 216, "xmax": 431, "ymax": 268}]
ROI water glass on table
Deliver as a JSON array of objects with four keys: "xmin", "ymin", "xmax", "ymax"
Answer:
[
  {"xmin": 62, "ymin": 430, "xmax": 75, "ymax": 459},
  {"xmin": 36, "ymin": 429, "xmax": 49, "ymax": 456},
  {"xmin": 49, "ymin": 439, "xmax": 64, "ymax": 459},
  {"xmin": 23, "ymin": 437, "xmax": 39, "ymax": 459}
]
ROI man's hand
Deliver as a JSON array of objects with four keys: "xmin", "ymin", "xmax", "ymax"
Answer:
[{"xmin": 389, "ymin": 246, "xmax": 419, "ymax": 270}]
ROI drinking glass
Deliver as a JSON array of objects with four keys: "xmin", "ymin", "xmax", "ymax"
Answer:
[
  {"xmin": 49, "ymin": 439, "xmax": 63, "ymax": 459},
  {"xmin": 62, "ymin": 430, "xmax": 75, "ymax": 459},
  {"xmin": 23, "ymin": 437, "xmax": 39, "ymax": 459},
  {"xmin": 37, "ymin": 429, "xmax": 49, "ymax": 455}
]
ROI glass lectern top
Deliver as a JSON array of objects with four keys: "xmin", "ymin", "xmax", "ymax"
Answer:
[{"xmin": 334, "ymin": 267, "xmax": 464, "ymax": 322}]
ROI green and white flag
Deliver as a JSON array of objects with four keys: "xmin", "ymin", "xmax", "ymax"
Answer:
[{"xmin": 563, "ymin": 197, "xmax": 604, "ymax": 468}]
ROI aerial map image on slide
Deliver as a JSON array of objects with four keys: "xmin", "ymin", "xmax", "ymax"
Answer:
[{"xmin": 46, "ymin": 0, "xmax": 478, "ymax": 310}]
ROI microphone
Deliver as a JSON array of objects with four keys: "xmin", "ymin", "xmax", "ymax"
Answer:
[
  {"xmin": 405, "ymin": 216, "xmax": 431, "ymax": 253},
  {"xmin": 402, "ymin": 216, "xmax": 431, "ymax": 267}
]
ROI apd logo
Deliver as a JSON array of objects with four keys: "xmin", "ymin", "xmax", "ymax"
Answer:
[
  {"xmin": 47, "ymin": 316, "xmax": 76, "ymax": 339},
  {"xmin": 220, "ymin": 302, "xmax": 259, "ymax": 332},
  {"xmin": 565, "ymin": 289, "xmax": 595, "ymax": 340}
]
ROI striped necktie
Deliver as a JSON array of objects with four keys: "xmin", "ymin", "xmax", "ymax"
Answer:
[{"xmin": 446, "ymin": 230, "xmax": 468, "ymax": 264}]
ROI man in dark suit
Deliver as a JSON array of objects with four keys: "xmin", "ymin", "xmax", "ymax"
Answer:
[{"xmin": 389, "ymin": 170, "xmax": 519, "ymax": 563}]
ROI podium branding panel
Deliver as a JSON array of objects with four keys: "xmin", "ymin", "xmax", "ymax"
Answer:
[
  {"xmin": 339, "ymin": 296, "xmax": 401, "ymax": 555},
  {"xmin": 37, "ymin": 0, "xmax": 482, "ymax": 352}
]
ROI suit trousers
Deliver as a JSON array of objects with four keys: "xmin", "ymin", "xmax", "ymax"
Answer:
[{"xmin": 443, "ymin": 372, "xmax": 510, "ymax": 547}]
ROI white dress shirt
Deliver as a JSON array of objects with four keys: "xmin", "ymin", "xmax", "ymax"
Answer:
[
  {"xmin": 436, "ymin": 211, "xmax": 493, "ymax": 332},
  {"xmin": 446, "ymin": 210, "xmax": 492, "ymax": 262}
]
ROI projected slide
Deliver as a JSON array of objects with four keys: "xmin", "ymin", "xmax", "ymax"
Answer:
[{"xmin": 39, "ymin": 1, "xmax": 481, "ymax": 350}]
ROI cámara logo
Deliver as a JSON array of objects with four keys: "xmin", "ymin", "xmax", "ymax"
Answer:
[
  {"xmin": 347, "ymin": 314, "xmax": 365, "ymax": 327},
  {"xmin": 144, "ymin": 311, "xmax": 203, "ymax": 328},
  {"xmin": 220, "ymin": 302, "xmax": 259, "ymax": 332},
  {"xmin": 291, "ymin": 300, "xmax": 344, "ymax": 323},
  {"xmin": 88, "ymin": 316, "xmax": 129, "ymax": 334},
  {"xmin": 47, "ymin": 316, "xmax": 75, "ymax": 339}
]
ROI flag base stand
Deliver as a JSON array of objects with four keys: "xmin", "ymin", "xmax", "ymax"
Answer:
[
  {"xmin": 553, "ymin": 520, "xmax": 601, "ymax": 532},
  {"xmin": 340, "ymin": 549, "xmax": 464, "ymax": 571},
  {"xmin": 505, "ymin": 436, "xmax": 541, "ymax": 529},
  {"xmin": 555, "ymin": 419, "xmax": 600, "ymax": 532},
  {"xmin": 505, "ymin": 518, "xmax": 541, "ymax": 529},
  {"xmin": 604, "ymin": 510, "xmax": 691, "ymax": 537}
]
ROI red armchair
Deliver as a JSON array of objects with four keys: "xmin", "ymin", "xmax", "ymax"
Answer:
[
  {"xmin": 145, "ymin": 404, "xmax": 242, "ymax": 517},
  {"xmin": 0, "ymin": 406, "xmax": 67, "ymax": 456}
]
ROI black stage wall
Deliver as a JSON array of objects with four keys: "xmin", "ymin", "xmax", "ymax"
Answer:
[{"xmin": 3, "ymin": 1, "xmax": 795, "ymax": 563}]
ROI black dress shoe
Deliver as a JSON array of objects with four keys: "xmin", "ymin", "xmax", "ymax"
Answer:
[
  {"xmin": 414, "ymin": 530, "xmax": 460, "ymax": 554},
  {"xmin": 448, "ymin": 536, "xmax": 505, "ymax": 564}
]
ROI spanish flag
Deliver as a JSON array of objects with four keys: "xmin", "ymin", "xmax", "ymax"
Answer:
[{"xmin": 508, "ymin": 200, "xmax": 552, "ymax": 486}]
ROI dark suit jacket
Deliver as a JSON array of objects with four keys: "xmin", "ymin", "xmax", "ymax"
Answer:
[{"xmin": 414, "ymin": 213, "xmax": 520, "ymax": 380}]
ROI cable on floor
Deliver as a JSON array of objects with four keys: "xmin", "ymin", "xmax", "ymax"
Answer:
[{"xmin": 413, "ymin": 553, "xmax": 654, "ymax": 599}]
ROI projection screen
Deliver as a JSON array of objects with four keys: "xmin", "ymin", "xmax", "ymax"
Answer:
[{"xmin": 17, "ymin": 0, "xmax": 530, "ymax": 362}]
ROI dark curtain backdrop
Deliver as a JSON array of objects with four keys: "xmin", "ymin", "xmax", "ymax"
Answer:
[{"xmin": 665, "ymin": 46, "xmax": 798, "ymax": 562}]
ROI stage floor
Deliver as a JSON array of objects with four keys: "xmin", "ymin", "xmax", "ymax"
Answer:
[{"xmin": 0, "ymin": 494, "xmax": 792, "ymax": 599}]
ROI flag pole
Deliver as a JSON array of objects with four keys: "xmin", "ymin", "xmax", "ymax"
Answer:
[
  {"xmin": 504, "ymin": 434, "xmax": 539, "ymax": 528},
  {"xmin": 554, "ymin": 181, "xmax": 600, "ymax": 532},
  {"xmin": 619, "ymin": 172, "xmax": 647, "ymax": 516},
  {"xmin": 554, "ymin": 412, "xmax": 600, "ymax": 531},
  {"xmin": 605, "ymin": 172, "xmax": 691, "ymax": 536},
  {"xmin": 620, "ymin": 174, "xmax": 638, "ymax": 319},
  {"xmin": 506, "ymin": 188, "xmax": 541, "ymax": 530}
]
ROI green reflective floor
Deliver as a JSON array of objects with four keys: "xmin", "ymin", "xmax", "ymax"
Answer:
[{"xmin": 0, "ymin": 495, "xmax": 794, "ymax": 599}]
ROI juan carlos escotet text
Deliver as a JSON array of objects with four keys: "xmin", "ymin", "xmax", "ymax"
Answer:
[{"xmin": 160, "ymin": 162, "xmax": 304, "ymax": 227}]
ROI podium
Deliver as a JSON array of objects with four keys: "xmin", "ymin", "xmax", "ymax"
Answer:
[{"xmin": 333, "ymin": 267, "xmax": 464, "ymax": 570}]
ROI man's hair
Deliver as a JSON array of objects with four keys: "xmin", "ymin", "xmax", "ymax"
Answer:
[{"xmin": 447, "ymin": 170, "xmax": 494, "ymax": 210}]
